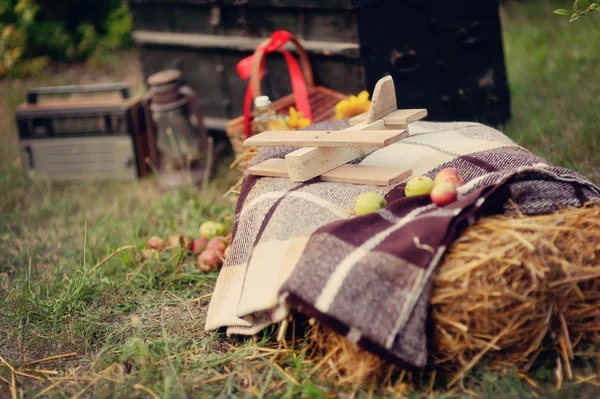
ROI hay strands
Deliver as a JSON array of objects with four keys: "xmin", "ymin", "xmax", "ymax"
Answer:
[
  {"xmin": 428, "ymin": 205, "xmax": 600, "ymax": 381},
  {"xmin": 270, "ymin": 205, "xmax": 600, "ymax": 390},
  {"xmin": 0, "ymin": 352, "xmax": 80, "ymax": 396}
]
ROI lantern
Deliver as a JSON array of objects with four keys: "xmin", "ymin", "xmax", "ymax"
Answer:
[{"xmin": 142, "ymin": 70, "xmax": 211, "ymax": 189}]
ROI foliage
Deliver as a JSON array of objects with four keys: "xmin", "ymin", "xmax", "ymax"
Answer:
[
  {"xmin": 554, "ymin": 0, "xmax": 600, "ymax": 22},
  {"xmin": 0, "ymin": 0, "xmax": 132, "ymax": 78}
]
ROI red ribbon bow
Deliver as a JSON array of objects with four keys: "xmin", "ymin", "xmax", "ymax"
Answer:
[{"xmin": 236, "ymin": 30, "xmax": 312, "ymax": 138}]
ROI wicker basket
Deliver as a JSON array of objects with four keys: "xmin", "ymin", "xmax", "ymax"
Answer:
[{"xmin": 226, "ymin": 34, "xmax": 347, "ymax": 168}]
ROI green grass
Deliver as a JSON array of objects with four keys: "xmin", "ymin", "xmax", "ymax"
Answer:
[
  {"xmin": 1, "ymin": 1, "xmax": 600, "ymax": 397},
  {"xmin": 502, "ymin": 0, "xmax": 600, "ymax": 182}
]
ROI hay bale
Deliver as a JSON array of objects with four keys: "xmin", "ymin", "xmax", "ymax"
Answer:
[{"xmin": 300, "ymin": 204, "xmax": 600, "ymax": 387}]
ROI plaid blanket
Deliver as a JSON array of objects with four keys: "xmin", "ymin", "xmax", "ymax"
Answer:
[{"xmin": 205, "ymin": 120, "xmax": 600, "ymax": 368}]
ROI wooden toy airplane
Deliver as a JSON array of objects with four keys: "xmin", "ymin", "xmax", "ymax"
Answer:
[{"xmin": 245, "ymin": 76, "xmax": 427, "ymax": 186}]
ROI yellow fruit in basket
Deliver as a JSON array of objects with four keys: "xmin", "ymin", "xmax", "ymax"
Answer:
[
  {"xmin": 355, "ymin": 192, "xmax": 387, "ymax": 216},
  {"xmin": 405, "ymin": 176, "xmax": 434, "ymax": 197},
  {"xmin": 285, "ymin": 106, "xmax": 311, "ymax": 130}
]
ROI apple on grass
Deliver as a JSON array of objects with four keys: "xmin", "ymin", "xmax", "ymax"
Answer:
[
  {"xmin": 199, "ymin": 221, "xmax": 225, "ymax": 240},
  {"xmin": 190, "ymin": 237, "xmax": 207, "ymax": 254},
  {"xmin": 141, "ymin": 248, "xmax": 160, "ymax": 261},
  {"xmin": 167, "ymin": 235, "xmax": 184, "ymax": 248},
  {"xmin": 206, "ymin": 237, "xmax": 227, "ymax": 255},
  {"xmin": 147, "ymin": 236, "xmax": 165, "ymax": 250},
  {"xmin": 197, "ymin": 249, "xmax": 223, "ymax": 272}
]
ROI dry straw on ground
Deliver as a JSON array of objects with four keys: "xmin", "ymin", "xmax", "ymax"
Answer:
[
  {"xmin": 296, "ymin": 203, "xmax": 600, "ymax": 389},
  {"xmin": 223, "ymin": 147, "xmax": 258, "ymax": 201}
]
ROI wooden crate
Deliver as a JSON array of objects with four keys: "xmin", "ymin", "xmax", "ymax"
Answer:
[{"xmin": 130, "ymin": 0, "xmax": 511, "ymax": 132}]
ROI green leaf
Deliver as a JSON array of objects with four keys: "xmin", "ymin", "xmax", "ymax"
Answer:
[
  {"xmin": 590, "ymin": 3, "xmax": 600, "ymax": 9},
  {"xmin": 569, "ymin": 13, "xmax": 580, "ymax": 22},
  {"xmin": 554, "ymin": 8, "xmax": 570, "ymax": 15},
  {"xmin": 580, "ymin": 0, "xmax": 590, "ymax": 7},
  {"xmin": 573, "ymin": 0, "xmax": 579, "ymax": 11}
]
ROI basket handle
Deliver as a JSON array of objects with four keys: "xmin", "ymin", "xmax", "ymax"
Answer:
[
  {"xmin": 238, "ymin": 31, "xmax": 314, "ymax": 137},
  {"xmin": 250, "ymin": 35, "xmax": 315, "ymax": 97}
]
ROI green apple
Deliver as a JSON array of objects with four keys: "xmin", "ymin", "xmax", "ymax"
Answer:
[
  {"xmin": 405, "ymin": 176, "xmax": 434, "ymax": 197},
  {"xmin": 355, "ymin": 192, "xmax": 387, "ymax": 216},
  {"xmin": 199, "ymin": 221, "xmax": 225, "ymax": 239}
]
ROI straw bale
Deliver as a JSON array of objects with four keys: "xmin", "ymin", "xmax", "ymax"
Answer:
[{"xmin": 298, "ymin": 204, "xmax": 600, "ymax": 387}]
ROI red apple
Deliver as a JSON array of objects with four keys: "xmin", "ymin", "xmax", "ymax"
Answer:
[
  {"xmin": 430, "ymin": 182, "xmax": 458, "ymax": 206},
  {"xmin": 198, "ymin": 262, "xmax": 212, "ymax": 273},
  {"xmin": 197, "ymin": 249, "xmax": 223, "ymax": 272},
  {"xmin": 190, "ymin": 237, "xmax": 207, "ymax": 254},
  {"xmin": 206, "ymin": 237, "xmax": 227, "ymax": 256},
  {"xmin": 433, "ymin": 168, "xmax": 465, "ymax": 188},
  {"xmin": 167, "ymin": 235, "xmax": 184, "ymax": 248},
  {"xmin": 147, "ymin": 236, "xmax": 165, "ymax": 250}
]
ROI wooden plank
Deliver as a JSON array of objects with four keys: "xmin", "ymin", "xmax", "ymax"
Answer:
[
  {"xmin": 286, "ymin": 147, "xmax": 374, "ymax": 182},
  {"xmin": 248, "ymin": 158, "xmax": 412, "ymax": 186},
  {"xmin": 366, "ymin": 76, "xmax": 397, "ymax": 124},
  {"xmin": 348, "ymin": 112, "xmax": 369, "ymax": 126},
  {"xmin": 132, "ymin": 31, "xmax": 360, "ymax": 58},
  {"xmin": 16, "ymin": 99, "xmax": 136, "ymax": 111},
  {"xmin": 244, "ymin": 118, "xmax": 385, "ymax": 147},
  {"xmin": 243, "ymin": 129, "xmax": 407, "ymax": 148},
  {"xmin": 383, "ymin": 109, "xmax": 428, "ymax": 125},
  {"xmin": 320, "ymin": 164, "xmax": 411, "ymax": 186},
  {"xmin": 349, "ymin": 109, "xmax": 428, "ymax": 126},
  {"xmin": 342, "ymin": 119, "xmax": 385, "ymax": 131},
  {"xmin": 247, "ymin": 158, "xmax": 289, "ymax": 178},
  {"xmin": 284, "ymin": 119, "xmax": 387, "ymax": 182}
]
